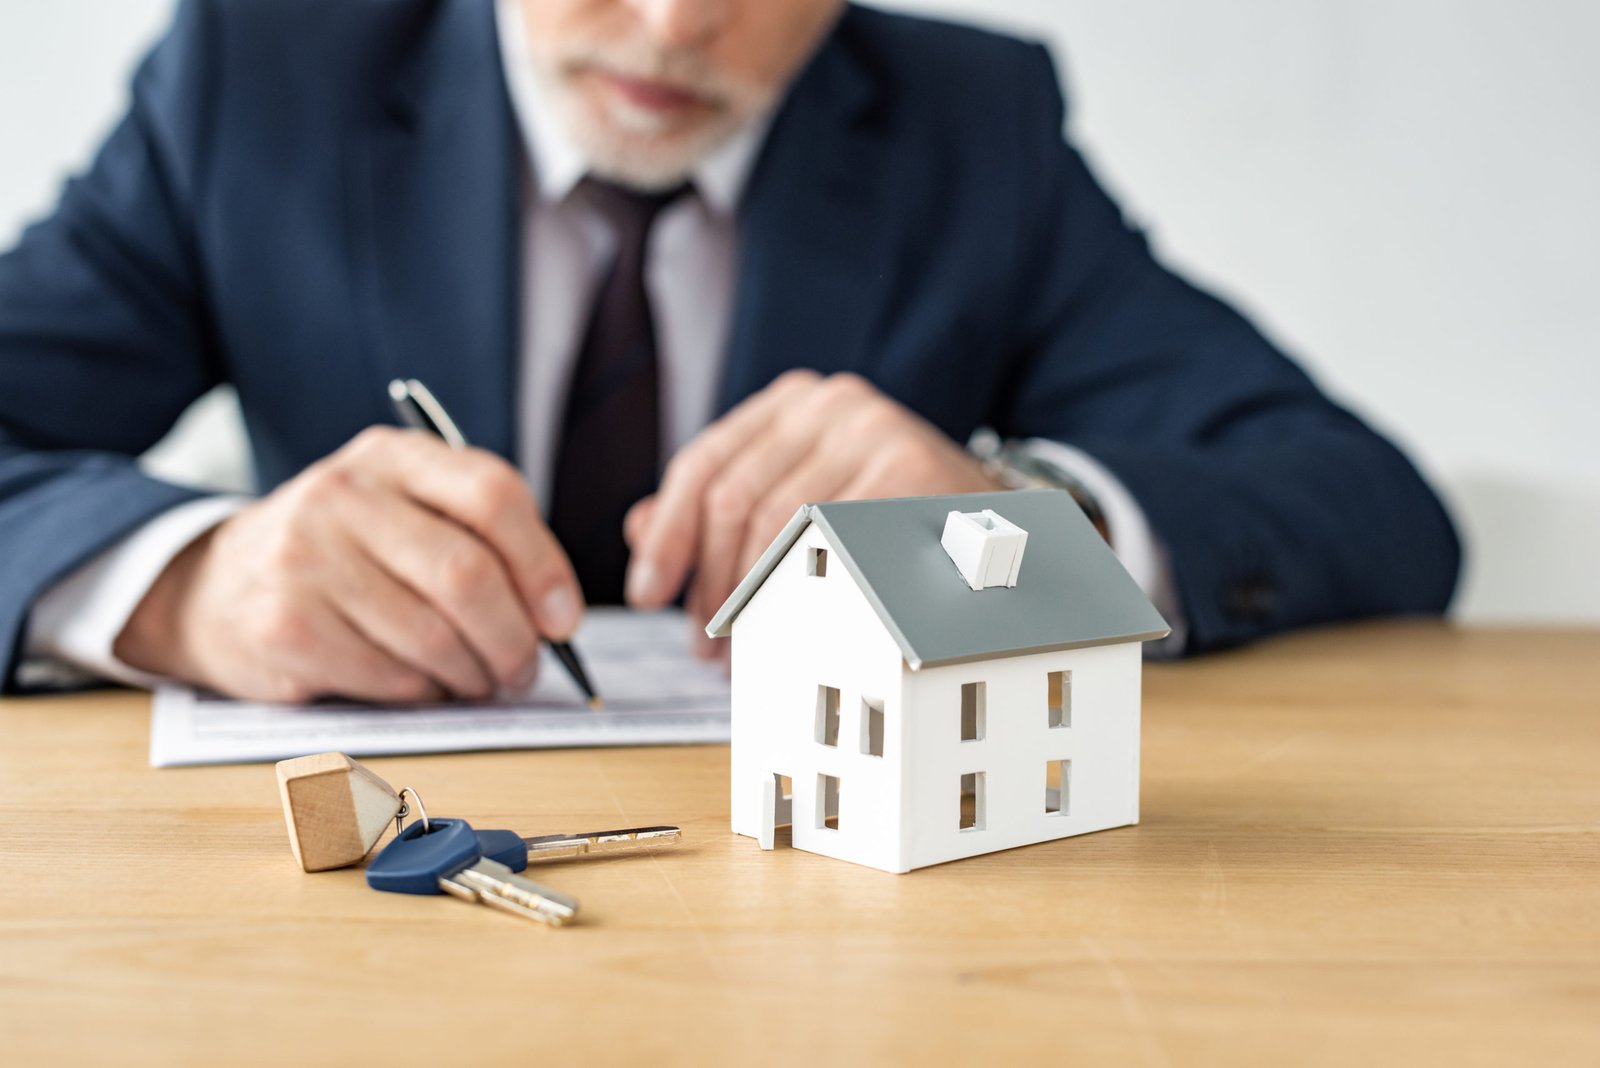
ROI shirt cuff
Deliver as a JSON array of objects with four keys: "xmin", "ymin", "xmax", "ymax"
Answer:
[
  {"xmin": 22, "ymin": 495, "xmax": 250, "ymax": 688},
  {"xmin": 1019, "ymin": 438, "xmax": 1188, "ymax": 657}
]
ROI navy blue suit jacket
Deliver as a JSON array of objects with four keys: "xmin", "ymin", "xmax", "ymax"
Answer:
[{"xmin": 0, "ymin": 0, "xmax": 1459, "ymax": 687}]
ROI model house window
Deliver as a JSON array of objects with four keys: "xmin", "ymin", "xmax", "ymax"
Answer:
[
  {"xmin": 807, "ymin": 547, "xmax": 828, "ymax": 577},
  {"xmin": 815, "ymin": 685, "xmax": 840, "ymax": 746},
  {"xmin": 960, "ymin": 772, "xmax": 986, "ymax": 831},
  {"xmin": 960, "ymin": 681, "xmax": 985, "ymax": 741},
  {"xmin": 1046, "ymin": 760, "xmax": 1071, "ymax": 816},
  {"xmin": 818, "ymin": 773, "xmax": 841, "ymax": 830},
  {"xmin": 861, "ymin": 697, "xmax": 885, "ymax": 757},
  {"xmin": 1048, "ymin": 670, "xmax": 1071, "ymax": 728}
]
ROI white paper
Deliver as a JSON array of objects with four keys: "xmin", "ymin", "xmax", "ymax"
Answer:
[{"xmin": 149, "ymin": 609, "xmax": 730, "ymax": 767}]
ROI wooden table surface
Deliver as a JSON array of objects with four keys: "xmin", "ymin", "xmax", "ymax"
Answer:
[{"xmin": 2, "ymin": 621, "xmax": 1597, "ymax": 1066}]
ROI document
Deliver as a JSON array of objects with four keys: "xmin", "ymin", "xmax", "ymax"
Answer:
[{"xmin": 149, "ymin": 609, "xmax": 730, "ymax": 767}]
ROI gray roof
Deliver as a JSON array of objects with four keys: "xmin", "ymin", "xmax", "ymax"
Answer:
[{"xmin": 706, "ymin": 489, "xmax": 1170, "ymax": 669}]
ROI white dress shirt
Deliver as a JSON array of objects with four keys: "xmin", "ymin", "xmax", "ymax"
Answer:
[{"xmin": 22, "ymin": 0, "xmax": 1181, "ymax": 685}]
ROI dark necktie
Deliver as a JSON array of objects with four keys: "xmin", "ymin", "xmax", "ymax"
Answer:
[{"xmin": 548, "ymin": 178, "xmax": 688, "ymax": 604}]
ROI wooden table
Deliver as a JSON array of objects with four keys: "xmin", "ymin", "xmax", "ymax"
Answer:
[{"xmin": 2, "ymin": 622, "xmax": 1597, "ymax": 1066}]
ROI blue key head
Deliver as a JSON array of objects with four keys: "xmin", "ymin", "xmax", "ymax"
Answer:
[
  {"xmin": 474, "ymin": 828, "xmax": 528, "ymax": 873},
  {"xmin": 366, "ymin": 817, "xmax": 481, "ymax": 895}
]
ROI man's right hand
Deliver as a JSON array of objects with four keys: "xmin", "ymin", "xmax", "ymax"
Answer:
[{"xmin": 113, "ymin": 427, "xmax": 584, "ymax": 704}]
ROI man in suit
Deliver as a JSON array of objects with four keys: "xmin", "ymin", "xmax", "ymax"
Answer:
[{"xmin": 0, "ymin": 0, "xmax": 1459, "ymax": 702}]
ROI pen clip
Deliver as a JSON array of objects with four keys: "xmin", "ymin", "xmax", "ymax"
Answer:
[{"xmin": 389, "ymin": 378, "xmax": 468, "ymax": 449}]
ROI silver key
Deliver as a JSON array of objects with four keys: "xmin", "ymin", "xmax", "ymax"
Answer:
[
  {"xmin": 521, "ymin": 825, "xmax": 681, "ymax": 862},
  {"xmin": 439, "ymin": 859, "xmax": 579, "ymax": 927}
]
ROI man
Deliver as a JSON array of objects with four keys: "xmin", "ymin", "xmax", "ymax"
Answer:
[{"xmin": 0, "ymin": 0, "xmax": 1459, "ymax": 702}]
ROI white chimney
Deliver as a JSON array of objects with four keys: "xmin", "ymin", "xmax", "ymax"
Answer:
[{"xmin": 940, "ymin": 509, "xmax": 1028, "ymax": 590}]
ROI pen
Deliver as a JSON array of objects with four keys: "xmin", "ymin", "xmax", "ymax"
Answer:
[{"xmin": 387, "ymin": 377, "xmax": 604, "ymax": 710}]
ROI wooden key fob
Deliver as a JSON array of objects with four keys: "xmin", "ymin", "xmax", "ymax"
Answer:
[{"xmin": 276, "ymin": 752, "xmax": 402, "ymax": 872}]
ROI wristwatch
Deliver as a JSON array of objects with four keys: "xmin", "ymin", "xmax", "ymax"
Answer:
[{"xmin": 969, "ymin": 430, "xmax": 1110, "ymax": 542}]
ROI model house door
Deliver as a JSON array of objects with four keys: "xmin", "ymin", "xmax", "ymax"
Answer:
[{"xmin": 758, "ymin": 772, "xmax": 793, "ymax": 850}]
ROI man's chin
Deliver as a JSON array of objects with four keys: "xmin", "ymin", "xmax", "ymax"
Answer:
[
  {"xmin": 568, "ymin": 116, "xmax": 741, "ymax": 192},
  {"xmin": 540, "ymin": 70, "xmax": 764, "ymax": 192},
  {"xmin": 584, "ymin": 159, "xmax": 696, "ymax": 193}
]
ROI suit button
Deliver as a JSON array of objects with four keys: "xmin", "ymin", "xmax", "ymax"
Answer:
[{"xmin": 1223, "ymin": 573, "xmax": 1276, "ymax": 622}]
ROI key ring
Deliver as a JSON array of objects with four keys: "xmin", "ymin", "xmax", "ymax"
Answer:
[{"xmin": 394, "ymin": 786, "xmax": 431, "ymax": 837}]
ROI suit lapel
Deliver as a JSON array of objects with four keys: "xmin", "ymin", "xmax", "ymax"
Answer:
[
  {"xmin": 348, "ymin": 0, "xmax": 520, "ymax": 460},
  {"xmin": 719, "ymin": 26, "xmax": 891, "ymax": 412}
]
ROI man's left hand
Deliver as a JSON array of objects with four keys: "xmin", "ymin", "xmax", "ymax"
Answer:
[{"xmin": 623, "ymin": 370, "xmax": 1004, "ymax": 653}]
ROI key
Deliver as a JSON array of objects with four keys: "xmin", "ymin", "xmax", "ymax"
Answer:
[
  {"xmin": 276, "ymin": 751, "xmax": 684, "ymax": 874},
  {"xmin": 367, "ymin": 817, "xmax": 579, "ymax": 926},
  {"xmin": 475, "ymin": 825, "xmax": 680, "ymax": 870}
]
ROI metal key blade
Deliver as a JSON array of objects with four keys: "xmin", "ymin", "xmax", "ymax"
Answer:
[
  {"xmin": 451, "ymin": 858, "xmax": 579, "ymax": 926},
  {"xmin": 521, "ymin": 825, "xmax": 681, "ymax": 862},
  {"xmin": 440, "ymin": 874, "xmax": 567, "ymax": 926}
]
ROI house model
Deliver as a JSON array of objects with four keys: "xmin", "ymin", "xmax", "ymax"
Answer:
[{"xmin": 705, "ymin": 489, "xmax": 1170, "ymax": 874}]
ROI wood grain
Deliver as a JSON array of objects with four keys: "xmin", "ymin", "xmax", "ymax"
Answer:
[
  {"xmin": 276, "ymin": 751, "xmax": 402, "ymax": 872},
  {"xmin": 2, "ymin": 621, "xmax": 1597, "ymax": 1066}
]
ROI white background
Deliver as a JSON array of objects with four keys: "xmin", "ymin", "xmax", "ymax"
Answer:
[{"xmin": 2, "ymin": 0, "xmax": 1595, "ymax": 622}]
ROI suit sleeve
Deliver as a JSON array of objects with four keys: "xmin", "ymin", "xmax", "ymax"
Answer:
[
  {"xmin": 999, "ymin": 44, "xmax": 1461, "ymax": 651},
  {"xmin": 0, "ymin": 0, "xmax": 226, "ymax": 690}
]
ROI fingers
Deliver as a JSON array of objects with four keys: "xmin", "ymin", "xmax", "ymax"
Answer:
[
  {"xmin": 685, "ymin": 451, "xmax": 851, "ymax": 658},
  {"xmin": 336, "ymin": 427, "xmax": 583, "ymax": 638},
  {"xmin": 687, "ymin": 376, "xmax": 880, "ymax": 633},
  {"xmin": 624, "ymin": 495, "xmax": 658, "ymax": 552},
  {"xmin": 170, "ymin": 377, "xmax": 999, "ymax": 702},
  {"xmin": 833, "ymin": 439, "xmax": 932, "ymax": 502},
  {"xmin": 833, "ymin": 418, "xmax": 1000, "ymax": 502},
  {"xmin": 729, "ymin": 440, "xmax": 861, "ymax": 583},
  {"xmin": 157, "ymin": 428, "xmax": 583, "ymax": 704},
  {"xmin": 340, "ymin": 487, "xmax": 542, "ymax": 692},
  {"xmin": 323, "ymin": 547, "xmax": 496, "ymax": 699},
  {"xmin": 258, "ymin": 596, "xmax": 446, "ymax": 705},
  {"xmin": 625, "ymin": 369, "xmax": 822, "ymax": 608}
]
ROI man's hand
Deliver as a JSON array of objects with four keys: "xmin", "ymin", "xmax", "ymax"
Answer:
[
  {"xmin": 623, "ymin": 371, "xmax": 1003, "ymax": 651},
  {"xmin": 114, "ymin": 427, "xmax": 583, "ymax": 703}
]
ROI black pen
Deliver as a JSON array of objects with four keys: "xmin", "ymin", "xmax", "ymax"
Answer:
[{"xmin": 387, "ymin": 377, "xmax": 603, "ymax": 709}]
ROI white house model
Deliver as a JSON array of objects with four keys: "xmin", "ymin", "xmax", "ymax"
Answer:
[{"xmin": 706, "ymin": 489, "xmax": 1170, "ymax": 874}]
